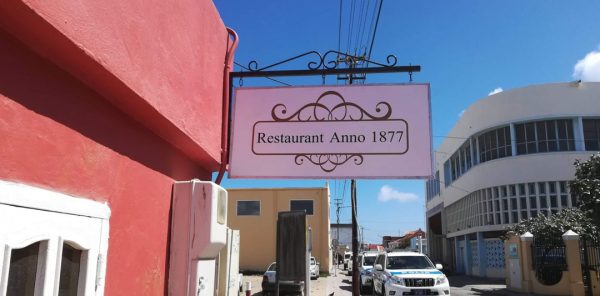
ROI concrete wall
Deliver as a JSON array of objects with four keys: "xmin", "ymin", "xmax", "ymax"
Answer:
[
  {"xmin": 227, "ymin": 187, "xmax": 331, "ymax": 273},
  {"xmin": 504, "ymin": 233, "xmax": 588, "ymax": 295},
  {"xmin": 331, "ymin": 225, "xmax": 353, "ymax": 247}
]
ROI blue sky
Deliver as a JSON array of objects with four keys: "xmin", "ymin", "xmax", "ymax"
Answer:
[{"xmin": 213, "ymin": 0, "xmax": 600, "ymax": 243}]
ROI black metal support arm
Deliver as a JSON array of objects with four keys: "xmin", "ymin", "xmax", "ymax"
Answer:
[
  {"xmin": 231, "ymin": 65, "xmax": 420, "ymax": 78},
  {"xmin": 230, "ymin": 50, "xmax": 420, "ymax": 79}
]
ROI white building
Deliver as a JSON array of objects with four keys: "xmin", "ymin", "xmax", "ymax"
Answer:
[
  {"xmin": 425, "ymin": 82, "xmax": 600, "ymax": 278},
  {"xmin": 331, "ymin": 223, "xmax": 353, "ymax": 247},
  {"xmin": 331, "ymin": 223, "xmax": 352, "ymax": 262}
]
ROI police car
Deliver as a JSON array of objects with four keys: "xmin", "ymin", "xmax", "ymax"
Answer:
[
  {"xmin": 372, "ymin": 251, "xmax": 450, "ymax": 296},
  {"xmin": 358, "ymin": 251, "xmax": 379, "ymax": 294}
]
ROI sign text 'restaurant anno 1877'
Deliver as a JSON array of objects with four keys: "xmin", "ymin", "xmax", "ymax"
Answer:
[{"xmin": 229, "ymin": 84, "xmax": 432, "ymax": 179}]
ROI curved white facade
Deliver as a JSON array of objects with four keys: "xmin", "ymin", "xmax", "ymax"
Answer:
[{"xmin": 425, "ymin": 82, "xmax": 600, "ymax": 277}]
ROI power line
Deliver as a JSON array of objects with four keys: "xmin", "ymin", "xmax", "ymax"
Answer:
[
  {"xmin": 338, "ymin": 0, "xmax": 343, "ymax": 54},
  {"xmin": 356, "ymin": 0, "xmax": 369, "ymax": 56},
  {"xmin": 347, "ymin": 0, "xmax": 356, "ymax": 54},
  {"xmin": 366, "ymin": 0, "xmax": 383, "ymax": 61}
]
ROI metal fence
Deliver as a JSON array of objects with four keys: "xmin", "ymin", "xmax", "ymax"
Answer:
[
  {"xmin": 580, "ymin": 238, "xmax": 600, "ymax": 296},
  {"xmin": 532, "ymin": 238, "xmax": 568, "ymax": 286},
  {"xmin": 580, "ymin": 238, "xmax": 600, "ymax": 271}
]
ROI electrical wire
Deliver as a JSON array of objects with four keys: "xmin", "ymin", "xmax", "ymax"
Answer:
[
  {"xmin": 365, "ymin": 0, "xmax": 380, "ymax": 59},
  {"xmin": 338, "ymin": 0, "xmax": 343, "ymax": 54},
  {"xmin": 356, "ymin": 0, "xmax": 369, "ymax": 56},
  {"xmin": 347, "ymin": 0, "xmax": 356, "ymax": 55},
  {"xmin": 366, "ymin": 0, "xmax": 383, "ymax": 62}
]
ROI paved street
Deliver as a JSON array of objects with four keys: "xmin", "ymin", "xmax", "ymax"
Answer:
[
  {"xmin": 244, "ymin": 269, "xmax": 539, "ymax": 296},
  {"xmin": 447, "ymin": 275, "xmax": 531, "ymax": 296}
]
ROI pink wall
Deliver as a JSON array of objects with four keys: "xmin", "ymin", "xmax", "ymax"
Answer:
[
  {"xmin": 0, "ymin": 0, "xmax": 228, "ymax": 170},
  {"xmin": 0, "ymin": 0, "xmax": 229, "ymax": 295}
]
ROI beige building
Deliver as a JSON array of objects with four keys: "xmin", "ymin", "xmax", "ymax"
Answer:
[{"xmin": 227, "ymin": 187, "xmax": 331, "ymax": 273}]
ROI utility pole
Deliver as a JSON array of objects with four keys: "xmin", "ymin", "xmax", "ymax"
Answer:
[
  {"xmin": 339, "ymin": 55, "xmax": 362, "ymax": 296},
  {"xmin": 333, "ymin": 198, "xmax": 343, "ymax": 276},
  {"xmin": 360, "ymin": 226, "xmax": 365, "ymax": 250},
  {"xmin": 351, "ymin": 180, "xmax": 359, "ymax": 296}
]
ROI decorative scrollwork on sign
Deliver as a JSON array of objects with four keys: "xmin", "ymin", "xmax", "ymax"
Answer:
[
  {"xmin": 295, "ymin": 154, "xmax": 364, "ymax": 173},
  {"xmin": 271, "ymin": 90, "xmax": 392, "ymax": 122},
  {"xmin": 247, "ymin": 51, "xmax": 323, "ymax": 72},
  {"xmin": 321, "ymin": 50, "xmax": 398, "ymax": 69},
  {"xmin": 264, "ymin": 90, "xmax": 395, "ymax": 173},
  {"xmin": 245, "ymin": 50, "xmax": 398, "ymax": 73}
]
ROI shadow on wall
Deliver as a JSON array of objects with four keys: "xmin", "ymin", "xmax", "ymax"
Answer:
[{"xmin": 0, "ymin": 29, "xmax": 206, "ymax": 181}]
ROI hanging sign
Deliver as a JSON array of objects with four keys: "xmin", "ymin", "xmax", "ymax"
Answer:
[{"xmin": 229, "ymin": 84, "xmax": 432, "ymax": 179}]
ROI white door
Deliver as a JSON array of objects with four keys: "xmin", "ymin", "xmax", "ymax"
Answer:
[
  {"xmin": 508, "ymin": 258, "xmax": 522, "ymax": 289},
  {"xmin": 0, "ymin": 180, "xmax": 110, "ymax": 296}
]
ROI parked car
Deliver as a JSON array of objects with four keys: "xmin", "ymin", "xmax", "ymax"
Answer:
[
  {"xmin": 358, "ymin": 251, "xmax": 379, "ymax": 294},
  {"xmin": 372, "ymin": 252, "xmax": 450, "ymax": 296},
  {"xmin": 309, "ymin": 256, "xmax": 320, "ymax": 279},
  {"xmin": 261, "ymin": 262, "xmax": 304, "ymax": 295},
  {"xmin": 347, "ymin": 257, "xmax": 353, "ymax": 273},
  {"xmin": 343, "ymin": 252, "xmax": 352, "ymax": 270}
]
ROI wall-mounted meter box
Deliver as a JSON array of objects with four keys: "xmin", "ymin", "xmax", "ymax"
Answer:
[{"xmin": 169, "ymin": 180, "xmax": 228, "ymax": 296}]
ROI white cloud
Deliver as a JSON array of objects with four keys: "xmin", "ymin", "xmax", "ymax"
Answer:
[
  {"xmin": 488, "ymin": 87, "xmax": 503, "ymax": 96},
  {"xmin": 573, "ymin": 47, "xmax": 600, "ymax": 81},
  {"xmin": 377, "ymin": 185, "xmax": 419, "ymax": 203},
  {"xmin": 458, "ymin": 109, "xmax": 465, "ymax": 117}
]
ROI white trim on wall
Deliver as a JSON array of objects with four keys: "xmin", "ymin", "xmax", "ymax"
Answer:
[{"xmin": 0, "ymin": 180, "xmax": 111, "ymax": 219}]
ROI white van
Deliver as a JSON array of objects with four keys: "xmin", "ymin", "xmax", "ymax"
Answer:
[{"xmin": 343, "ymin": 251, "xmax": 352, "ymax": 270}]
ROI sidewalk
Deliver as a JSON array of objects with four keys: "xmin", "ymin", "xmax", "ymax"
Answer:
[
  {"xmin": 325, "ymin": 269, "xmax": 354, "ymax": 295},
  {"xmin": 448, "ymin": 275, "xmax": 538, "ymax": 296}
]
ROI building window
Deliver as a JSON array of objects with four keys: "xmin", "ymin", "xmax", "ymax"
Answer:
[
  {"xmin": 515, "ymin": 119, "xmax": 575, "ymax": 155},
  {"xmin": 435, "ymin": 171, "xmax": 440, "ymax": 195},
  {"xmin": 444, "ymin": 139, "xmax": 475, "ymax": 186},
  {"xmin": 426, "ymin": 180, "xmax": 433, "ymax": 201},
  {"xmin": 477, "ymin": 126, "xmax": 511, "ymax": 164},
  {"xmin": 290, "ymin": 200, "xmax": 314, "ymax": 215},
  {"xmin": 443, "ymin": 161, "xmax": 451, "ymax": 187},
  {"xmin": 0, "ymin": 180, "xmax": 110, "ymax": 296},
  {"xmin": 583, "ymin": 118, "xmax": 600, "ymax": 151},
  {"xmin": 8, "ymin": 241, "xmax": 42, "ymax": 295},
  {"xmin": 237, "ymin": 200, "xmax": 260, "ymax": 216},
  {"xmin": 445, "ymin": 180, "xmax": 575, "ymax": 234},
  {"xmin": 426, "ymin": 171, "xmax": 442, "ymax": 201}
]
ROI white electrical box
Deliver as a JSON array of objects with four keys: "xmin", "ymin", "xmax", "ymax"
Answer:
[
  {"xmin": 218, "ymin": 229, "xmax": 241, "ymax": 296},
  {"xmin": 169, "ymin": 180, "xmax": 228, "ymax": 296}
]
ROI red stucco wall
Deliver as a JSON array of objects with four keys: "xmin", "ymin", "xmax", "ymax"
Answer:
[
  {"xmin": 0, "ymin": 0, "xmax": 229, "ymax": 295},
  {"xmin": 0, "ymin": 0, "xmax": 228, "ymax": 170},
  {"xmin": 0, "ymin": 28, "xmax": 205, "ymax": 295}
]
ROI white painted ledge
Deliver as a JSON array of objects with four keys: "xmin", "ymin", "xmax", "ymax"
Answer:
[{"xmin": 0, "ymin": 179, "xmax": 110, "ymax": 219}]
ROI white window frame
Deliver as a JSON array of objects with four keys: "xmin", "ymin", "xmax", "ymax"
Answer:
[
  {"xmin": 236, "ymin": 200, "xmax": 261, "ymax": 216},
  {"xmin": 289, "ymin": 199, "xmax": 314, "ymax": 215},
  {"xmin": 0, "ymin": 180, "xmax": 110, "ymax": 296}
]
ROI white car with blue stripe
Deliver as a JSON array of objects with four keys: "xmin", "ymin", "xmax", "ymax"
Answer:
[
  {"xmin": 372, "ymin": 251, "xmax": 450, "ymax": 296},
  {"xmin": 358, "ymin": 251, "xmax": 379, "ymax": 294}
]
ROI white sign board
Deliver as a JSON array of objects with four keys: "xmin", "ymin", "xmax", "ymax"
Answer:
[{"xmin": 229, "ymin": 84, "xmax": 432, "ymax": 179}]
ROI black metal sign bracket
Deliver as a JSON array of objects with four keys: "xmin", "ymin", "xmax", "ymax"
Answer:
[{"xmin": 230, "ymin": 50, "xmax": 420, "ymax": 79}]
